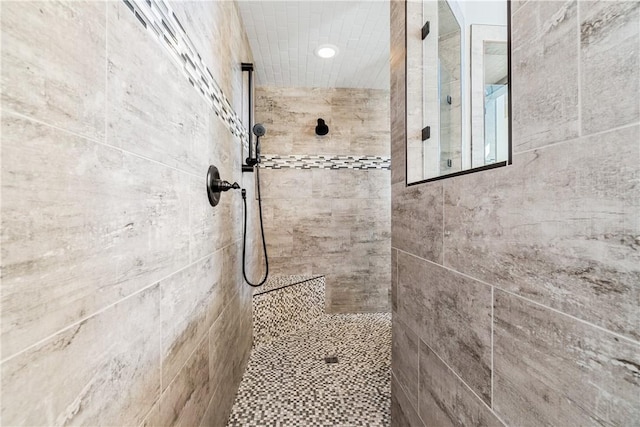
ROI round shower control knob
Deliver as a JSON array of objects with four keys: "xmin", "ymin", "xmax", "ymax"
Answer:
[{"xmin": 206, "ymin": 165, "xmax": 239, "ymax": 207}]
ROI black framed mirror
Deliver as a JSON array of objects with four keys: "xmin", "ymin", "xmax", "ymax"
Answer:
[{"xmin": 406, "ymin": 0, "xmax": 512, "ymax": 185}]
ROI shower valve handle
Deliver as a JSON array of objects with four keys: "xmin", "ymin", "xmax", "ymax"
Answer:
[
  {"xmin": 206, "ymin": 165, "xmax": 239, "ymax": 207},
  {"xmin": 214, "ymin": 180, "xmax": 240, "ymax": 192}
]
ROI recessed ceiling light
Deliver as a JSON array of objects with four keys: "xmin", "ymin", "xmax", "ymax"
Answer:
[{"xmin": 315, "ymin": 44, "xmax": 338, "ymax": 59}]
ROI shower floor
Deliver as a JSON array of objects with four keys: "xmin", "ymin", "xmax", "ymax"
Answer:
[{"xmin": 227, "ymin": 312, "xmax": 391, "ymax": 426}]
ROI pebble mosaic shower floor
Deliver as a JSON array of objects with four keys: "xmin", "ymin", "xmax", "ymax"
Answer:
[{"xmin": 227, "ymin": 277, "xmax": 391, "ymax": 426}]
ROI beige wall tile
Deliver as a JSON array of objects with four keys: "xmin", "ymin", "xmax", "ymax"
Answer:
[
  {"xmin": 494, "ymin": 290, "xmax": 640, "ymax": 426},
  {"xmin": 1, "ymin": 285, "xmax": 161, "ymax": 426},
  {"xmin": 392, "ymin": 318, "xmax": 419, "ymax": 408},
  {"xmin": 391, "ymin": 372, "xmax": 423, "ymax": 427},
  {"xmin": 0, "ymin": 1, "xmax": 106, "ymax": 141},
  {"xmin": 511, "ymin": 0, "xmax": 579, "ymax": 151},
  {"xmin": 580, "ymin": 1, "xmax": 640, "ymax": 135},
  {"xmin": 418, "ymin": 341, "xmax": 503, "ymax": 427},
  {"xmin": 397, "ymin": 252, "xmax": 492, "ymax": 404},
  {"xmin": 391, "ymin": 182, "xmax": 443, "ymax": 263},
  {"xmin": 1, "ymin": 114, "xmax": 190, "ymax": 357},
  {"xmin": 444, "ymin": 125, "xmax": 640, "ymax": 341}
]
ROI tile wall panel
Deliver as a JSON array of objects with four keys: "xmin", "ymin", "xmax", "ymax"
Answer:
[
  {"xmin": 256, "ymin": 86, "xmax": 391, "ymax": 313},
  {"xmin": 1, "ymin": 286, "xmax": 161, "ymax": 426},
  {"xmin": 0, "ymin": 1, "xmax": 257, "ymax": 426},
  {"xmin": 494, "ymin": 290, "xmax": 640, "ymax": 426},
  {"xmin": 390, "ymin": 0, "xmax": 640, "ymax": 426},
  {"xmin": 580, "ymin": 1, "xmax": 640, "ymax": 135},
  {"xmin": 0, "ymin": 1, "xmax": 106, "ymax": 141}
]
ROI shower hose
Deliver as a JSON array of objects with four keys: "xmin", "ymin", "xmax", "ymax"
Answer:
[{"xmin": 241, "ymin": 165, "xmax": 269, "ymax": 287}]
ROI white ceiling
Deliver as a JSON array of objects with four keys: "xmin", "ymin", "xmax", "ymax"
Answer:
[{"xmin": 237, "ymin": 1, "xmax": 390, "ymax": 90}]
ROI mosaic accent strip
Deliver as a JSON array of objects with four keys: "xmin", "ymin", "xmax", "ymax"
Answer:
[
  {"xmin": 228, "ymin": 313, "xmax": 392, "ymax": 426},
  {"xmin": 253, "ymin": 275, "xmax": 322, "ymax": 296},
  {"xmin": 123, "ymin": 0, "xmax": 248, "ymax": 146},
  {"xmin": 253, "ymin": 276, "xmax": 325, "ymax": 347},
  {"xmin": 259, "ymin": 154, "xmax": 391, "ymax": 170}
]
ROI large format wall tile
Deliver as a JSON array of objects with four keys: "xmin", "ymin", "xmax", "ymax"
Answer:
[
  {"xmin": 391, "ymin": 182, "xmax": 443, "ymax": 263},
  {"xmin": 0, "ymin": 1, "xmax": 106, "ymax": 141},
  {"xmin": 160, "ymin": 250, "xmax": 237, "ymax": 388},
  {"xmin": 494, "ymin": 290, "xmax": 640, "ymax": 426},
  {"xmin": 391, "ymin": 249, "xmax": 398, "ymax": 312},
  {"xmin": 392, "ymin": 318, "xmax": 419, "ymax": 408},
  {"xmin": 580, "ymin": 1, "xmax": 640, "ymax": 135},
  {"xmin": 256, "ymin": 87, "xmax": 390, "ymax": 158},
  {"xmin": 106, "ymin": 1, "xmax": 211, "ymax": 175},
  {"xmin": 419, "ymin": 341, "xmax": 504, "ymax": 427},
  {"xmin": 144, "ymin": 336, "xmax": 210, "ymax": 427},
  {"xmin": 1, "ymin": 114, "xmax": 190, "ymax": 357},
  {"xmin": 189, "ymin": 171, "xmax": 242, "ymax": 262},
  {"xmin": 260, "ymin": 165, "xmax": 390, "ymax": 313},
  {"xmin": 205, "ymin": 291, "xmax": 252, "ymax": 427},
  {"xmin": 511, "ymin": 0, "xmax": 579, "ymax": 151},
  {"xmin": 391, "ymin": 373, "xmax": 424, "ymax": 427},
  {"xmin": 444, "ymin": 125, "xmax": 640, "ymax": 341},
  {"xmin": 1, "ymin": 285, "xmax": 161, "ymax": 426},
  {"xmin": 397, "ymin": 252, "xmax": 492, "ymax": 404},
  {"xmin": 390, "ymin": 0, "xmax": 406, "ymax": 186}
]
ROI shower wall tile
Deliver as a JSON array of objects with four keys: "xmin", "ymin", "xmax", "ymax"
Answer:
[
  {"xmin": 1, "ymin": 285, "xmax": 161, "ymax": 426},
  {"xmin": 390, "ymin": 0, "xmax": 406, "ymax": 186},
  {"xmin": 580, "ymin": 1, "xmax": 640, "ymax": 135},
  {"xmin": 0, "ymin": 0, "xmax": 255, "ymax": 425},
  {"xmin": 511, "ymin": 0, "xmax": 579, "ymax": 152},
  {"xmin": 256, "ymin": 87, "xmax": 390, "ymax": 158},
  {"xmin": 256, "ymin": 86, "xmax": 392, "ymax": 314},
  {"xmin": 1, "ymin": 113, "xmax": 190, "ymax": 357},
  {"xmin": 391, "ymin": 0, "xmax": 640, "ymax": 425},
  {"xmin": 171, "ymin": 0, "xmax": 252, "ymax": 116},
  {"xmin": 189, "ymin": 169, "xmax": 243, "ymax": 262},
  {"xmin": 444, "ymin": 125, "xmax": 640, "ymax": 341},
  {"xmin": 107, "ymin": 1, "xmax": 212, "ymax": 176},
  {"xmin": 391, "ymin": 373, "xmax": 424, "ymax": 427},
  {"xmin": 259, "ymin": 168, "xmax": 313, "ymax": 199},
  {"xmin": 397, "ymin": 252, "xmax": 492, "ymax": 404},
  {"xmin": 0, "ymin": 1, "xmax": 106, "ymax": 142},
  {"xmin": 494, "ymin": 290, "xmax": 640, "ymax": 426},
  {"xmin": 418, "ymin": 341, "xmax": 503, "ymax": 427},
  {"xmin": 391, "ymin": 249, "xmax": 398, "ymax": 312},
  {"xmin": 391, "ymin": 182, "xmax": 443, "ymax": 263},
  {"xmin": 160, "ymin": 250, "xmax": 238, "ymax": 388},
  {"xmin": 205, "ymin": 291, "xmax": 253, "ymax": 427},
  {"xmin": 147, "ymin": 336, "xmax": 210, "ymax": 427},
  {"xmin": 392, "ymin": 318, "xmax": 419, "ymax": 408}
]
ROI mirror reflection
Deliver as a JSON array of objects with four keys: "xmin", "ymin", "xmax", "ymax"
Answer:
[{"xmin": 408, "ymin": 0, "xmax": 510, "ymax": 184}]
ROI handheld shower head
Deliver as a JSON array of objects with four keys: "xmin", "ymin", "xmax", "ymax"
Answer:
[{"xmin": 253, "ymin": 123, "xmax": 266, "ymax": 137}]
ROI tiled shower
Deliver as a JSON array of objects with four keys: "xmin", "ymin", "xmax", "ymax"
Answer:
[{"xmin": 1, "ymin": 1, "xmax": 639, "ymax": 427}]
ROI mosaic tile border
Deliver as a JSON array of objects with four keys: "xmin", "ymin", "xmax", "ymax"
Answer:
[
  {"xmin": 123, "ymin": 0, "xmax": 248, "ymax": 147},
  {"xmin": 259, "ymin": 154, "xmax": 391, "ymax": 170}
]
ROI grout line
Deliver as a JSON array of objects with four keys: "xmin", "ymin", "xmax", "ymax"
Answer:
[
  {"xmin": 420, "ymin": 339, "xmax": 508, "ymax": 427},
  {"xmin": 2, "ymin": 109, "xmax": 204, "ymax": 181},
  {"xmin": 491, "ymin": 285, "xmax": 495, "ymax": 408},
  {"xmin": 394, "ymin": 248, "xmax": 640, "ymax": 347},
  {"xmin": 391, "ymin": 371, "xmax": 425, "ymax": 426},
  {"xmin": 416, "ymin": 332, "xmax": 423, "ymax": 424},
  {"xmin": 513, "ymin": 121, "xmax": 639, "ymax": 156},
  {"xmin": 0, "ymin": 246, "xmax": 231, "ymax": 365}
]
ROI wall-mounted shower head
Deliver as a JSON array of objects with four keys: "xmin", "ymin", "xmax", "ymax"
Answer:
[{"xmin": 253, "ymin": 123, "xmax": 266, "ymax": 137}]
